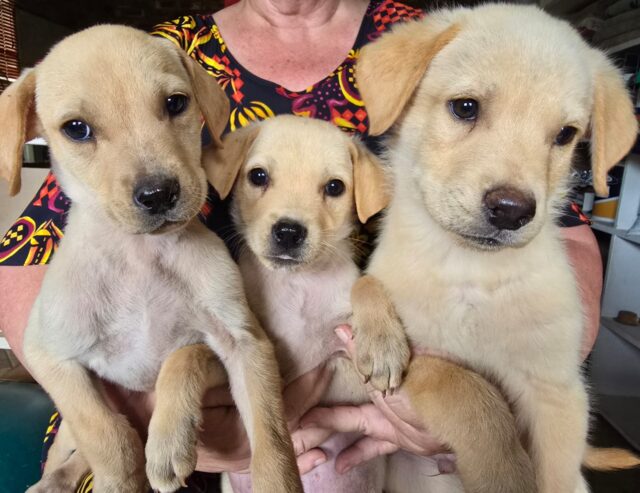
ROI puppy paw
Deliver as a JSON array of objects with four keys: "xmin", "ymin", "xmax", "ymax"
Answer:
[
  {"xmin": 146, "ymin": 415, "xmax": 198, "ymax": 493},
  {"xmin": 352, "ymin": 307, "xmax": 410, "ymax": 394}
]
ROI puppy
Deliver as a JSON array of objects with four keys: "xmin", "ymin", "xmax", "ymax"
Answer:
[
  {"xmin": 0, "ymin": 26, "xmax": 302, "ymax": 493},
  {"xmin": 351, "ymin": 4, "xmax": 639, "ymax": 493}
]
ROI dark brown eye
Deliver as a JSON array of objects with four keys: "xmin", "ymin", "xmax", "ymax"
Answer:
[
  {"xmin": 248, "ymin": 167, "xmax": 269, "ymax": 187},
  {"xmin": 324, "ymin": 179, "xmax": 345, "ymax": 197},
  {"xmin": 166, "ymin": 94, "xmax": 189, "ymax": 116},
  {"xmin": 449, "ymin": 99, "xmax": 479, "ymax": 121},
  {"xmin": 62, "ymin": 120, "xmax": 93, "ymax": 141},
  {"xmin": 554, "ymin": 126, "xmax": 577, "ymax": 146}
]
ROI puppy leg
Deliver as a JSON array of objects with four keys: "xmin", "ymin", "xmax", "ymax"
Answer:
[
  {"xmin": 28, "ymin": 451, "xmax": 91, "ymax": 493},
  {"xmin": 516, "ymin": 378, "xmax": 589, "ymax": 493},
  {"xmin": 24, "ymin": 345, "xmax": 146, "ymax": 493},
  {"xmin": 214, "ymin": 314, "xmax": 302, "ymax": 492},
  {"xmin": 351, "ymin": 275, "xmax": 410, "ymax": 393},
  {"xmin": 403, "ymin": 356, "xmax": 536, "ymax": 493},
  {"xmin": 28, "ymin": 421, "xmax": 91, "ymax": 493},
  {"xmin": 43, "ymin": 419, "xmax": 77, "ymax": 474},
  {"xmin": 146, "ymin": 344, "xmax": 227, "ymax": 493}
]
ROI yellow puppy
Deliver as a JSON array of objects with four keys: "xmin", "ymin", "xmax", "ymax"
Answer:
[
  {"xmin": 352, "ymin": 4, "xmax": 638, "ymax": 493},
  {"xmin": 0, "ymin": 26, "xmax": 301, "ymax": 493}
]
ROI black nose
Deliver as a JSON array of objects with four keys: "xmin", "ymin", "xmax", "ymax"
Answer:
[
  {"xmin": 484, "ymin": 187, "xmax": 536, "ymax": 231},
  {"xmin": 133, "ymin": 177, "xmax": 180, "ymax": 215},
  {"xmin": 272, "ymin": 220, "xmax": 307, "ymax": 250}
]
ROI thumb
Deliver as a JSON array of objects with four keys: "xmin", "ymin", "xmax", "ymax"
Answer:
[{"xmin": 335, "ymin": 325, "xmax": 356, "ymax": 359}]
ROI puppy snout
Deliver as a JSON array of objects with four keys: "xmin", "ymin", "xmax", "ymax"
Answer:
[
  {"xmin": 271, "ymin": 220, "xmax": 308, "ymax": 251},
  {"xmin": 484, "ymin": 187, "xmax": 536, "ymax": 231},
  {"xmin": 133, "ymin": 176, "xmax": 180, "ymax": 215}
]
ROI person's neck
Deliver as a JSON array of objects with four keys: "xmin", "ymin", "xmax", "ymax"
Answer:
[{"xmin": 243, "ymin": 0, "xmax": 343, "ymax": 29}]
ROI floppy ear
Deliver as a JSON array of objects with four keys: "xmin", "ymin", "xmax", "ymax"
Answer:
[
  {"xmin": 590, "ymin": 53, "xmax": 638, "ymax": 197},
  {"xmin": 350, "ymin": 140, "xmax": 390, "ymax": 223},
  {"xmin": 176, "ymin": 49, "xmax": 230, "ymax": 148},
  {"xmin": 0, "ymin": 70, "xmax": 37, "ymax": 196},
  {"xmin": 356, "ymin": 21, "xmax": 460, "ymax": 136},
  {"xmin": 203, "ymin": 124, "xmax": 260, "ymax": 200}
]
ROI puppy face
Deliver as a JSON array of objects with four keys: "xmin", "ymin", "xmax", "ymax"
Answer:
[
  {"xmin": 217, "ymin": 116, "xmax": 388, "ymax": 270},
  {"xmin": 0, "ymin": 25, "xmax": 229, "ymax": 234},
  {"xmin": 357, "ymin": 5, "xmax": 637, "ymax": 251}
]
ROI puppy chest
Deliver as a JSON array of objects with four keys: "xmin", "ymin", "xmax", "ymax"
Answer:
[
  {"xmin": 254, "ymin": 282, "xmax": 351, "ymax": 383},
  {"xmin": 73, "ymin": 273, "xmax": 205, "ymax": 391},
  {"xmin": 396, "ymin": 282, "xmax": 575, "ymax": 373}
]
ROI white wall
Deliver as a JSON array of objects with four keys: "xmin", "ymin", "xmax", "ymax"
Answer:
[{"xmin": 0, "ymin": 168, "xmax": 50, "ymax": 235}]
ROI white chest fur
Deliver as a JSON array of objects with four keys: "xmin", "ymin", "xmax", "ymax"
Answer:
[
  {"xmin": 239, "ymin": 251, "xmax": 359, "ymax": 384},
  {"xmin": 32, "ymin": 210, "xmax": 211, "ymax": 391}
]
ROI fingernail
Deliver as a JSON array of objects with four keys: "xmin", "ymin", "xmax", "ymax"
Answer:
[
  {"xmin": 335, "ymin": 327, "xmax": 349, "ymax": 342},
  {"xmin": 314, "ymin": 457, "xmax": 326, "ymax": 467},
  {"xmin": 339, "ymin": 464, "xmax": 352, "ymax": 474}
]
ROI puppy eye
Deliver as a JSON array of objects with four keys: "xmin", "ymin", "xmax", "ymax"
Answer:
[
  {"xmin": 449, "ymin": 99, "xmax": 479, "ymax": 121},
  {"xmin": 554, "ymin": 126, "xmax": 577, "ymax": 146},
  {"xmin": 324, "ymin": 179, "xmax": 345, "ymax": 197},
  {"xmin": 166, "ymin": 94, "xmax": 189, "ymax": 116},
  {"xmin": 61, "ymin": 120, "xmax": 93, "ymax": 141},
  {"xmin": 248, "ymin": 167, "xmax": 269, "ymax": 187}
]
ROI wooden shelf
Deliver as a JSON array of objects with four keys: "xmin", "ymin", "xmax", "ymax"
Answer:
[
  {"xmin": 591, "ymin": 218, "xmax": 617, "ymax": 235},
  {"xmin": 591, "ymin": 220, "xmax": 640, "ymax": 246}
]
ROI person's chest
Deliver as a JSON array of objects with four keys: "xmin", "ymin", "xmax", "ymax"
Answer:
[{"xmin": 230, "ymin": 32, "xmax": 357, "ymax": 90}]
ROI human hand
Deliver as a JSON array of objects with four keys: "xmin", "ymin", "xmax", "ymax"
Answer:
[
  {"xmin": 291, "ymin": 325, "xmax": 455, "ymax": 474},
  {"xmin": 194, "ymin": 362, "xmax": 335, "ymax": 474}
]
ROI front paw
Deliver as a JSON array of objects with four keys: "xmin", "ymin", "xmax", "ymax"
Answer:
[
  {"xmin": 146, "ymin": 415, "xmax": 198, "ymax": 493},
  {"xmin": 352, "ymin": 308, "xmax": 410, "ymax": 394}
]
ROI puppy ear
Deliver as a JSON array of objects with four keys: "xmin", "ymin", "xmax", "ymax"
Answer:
[
  {"xmin": 590, "ymin": 53, "xmax": 638, "ymax": 197},
  {"xmin": 350, "ymin": 140, "xmax": 389, "ymax": 223},
  {"xmin": 177, "ymin": 49, "xmax": 230, "ymax": 148},
  {"xmin": 204, "ymin": 124, "xmax": 260, "ymax": 200},
  {"xmin": 357, "ymin": 21, "xmax": 460, "ymax": 136},
  {"xmin": 0, "ymin": 70, "xmax": 37, "ymax": 196}
]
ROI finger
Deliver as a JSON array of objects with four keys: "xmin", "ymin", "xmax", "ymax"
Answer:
[
  {"xmin": 335, "ymin": 437, "xmax": 398, "ymax": 473},
  {"xmin": 297, "ymin": 449, "xmax": 328, "ymax": 475},
  {"xmin": 284, "ymin": 363, "xmax": 335, "ymax": 425},
  {"xmin": 335, "ymin": 325, "xmax": 356, "ymax": 358},
  {"xmin": 292, "ymin": 426, "xmax": 335, "ymax": 456},
  {"xmin": 301, "ymin": 405, "xmax": 397, "ymax": 442}
]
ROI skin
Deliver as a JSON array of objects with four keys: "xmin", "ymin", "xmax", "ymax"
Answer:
[{"xmin": 0, "ymin": 0, "xmax": 603, "ymax": 479}]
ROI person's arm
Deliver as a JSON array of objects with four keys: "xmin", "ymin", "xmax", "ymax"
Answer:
[
  {"xmin": 0, "ymin": 264, "xmax": 47, "ymax": 363},
  {"xmin": 560, "ymin": 224, "xmax": 602, "ymax": 359}
]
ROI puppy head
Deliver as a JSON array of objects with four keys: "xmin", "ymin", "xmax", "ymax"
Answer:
[
  {"xmin": 357, "ymin": 5, "xmax": 637, "ymax": 251},
  {"xmin": 0, "ymin": 25, "xmax": 229, "ymax": 234},
  {"xmin": 212, "ymin": 115, "xmax": 388, "ymax": 270}
]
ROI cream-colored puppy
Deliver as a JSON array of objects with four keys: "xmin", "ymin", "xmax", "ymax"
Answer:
[
  {"xmin": 212, "ymin": 115, "xmax": 392, "ymax": 492},
  {"xmin": 352, "ymin": 4, "xmax": 639, "ymax": 493},
  {"xmin": 0, "ymin": 26, "xmax": 301, "ymax": 493}
]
